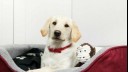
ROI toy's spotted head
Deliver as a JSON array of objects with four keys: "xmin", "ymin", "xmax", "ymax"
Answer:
[
  {"xmin": 81, "ymin": 43, "xmax": 96, "ymax": 58},
  {"xmin": 76, "ymin": 43, "xmax": 96, "ymax": 63}
]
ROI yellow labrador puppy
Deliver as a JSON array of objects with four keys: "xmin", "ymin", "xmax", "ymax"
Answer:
[{"xmin": 28, "ymin": 16, "xmax": 81, "ymax": 72}]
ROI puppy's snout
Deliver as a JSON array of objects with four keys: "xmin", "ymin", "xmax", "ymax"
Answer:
[{"xmin": 54, "ymin": 30, "xmax": 61, "ymax": 37}]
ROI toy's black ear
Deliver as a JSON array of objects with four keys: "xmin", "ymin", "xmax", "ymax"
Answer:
[{"xmin": 90, "ymin": 47, "xmax": 96, "ymax": 58}]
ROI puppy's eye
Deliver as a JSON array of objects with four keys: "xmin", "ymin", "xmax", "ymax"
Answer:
[
  {"xmin": 65, "ymin": 24, "xmax": 69, "ymax": 27},
  {"xmin": 52, "ymin": 21, "xmax": 57, "ymax": 25}
]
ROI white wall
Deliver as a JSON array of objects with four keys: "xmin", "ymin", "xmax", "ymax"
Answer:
[
  {"xmin": 0, "ymin": 0, "xmax": 13, "ymax": 45},
  {"xmin": 14, "ymin": 0, "xmax": 71, "ymax": 44},
  {"xmin": 73, "ymin": 0, "xmax": 127, "ymax": 46},
  {"xmin": 0, "ymin": 0, "xmax": 127, "ymax": 46}
]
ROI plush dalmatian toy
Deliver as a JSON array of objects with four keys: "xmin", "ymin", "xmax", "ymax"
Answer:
[{"xmin": 75, "ymin": 43, "xmax": 96, "ymax": 67}]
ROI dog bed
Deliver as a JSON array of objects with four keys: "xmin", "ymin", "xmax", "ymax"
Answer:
[{"xmin": 0, "ymin": 44, "xmax": 127, "ymax": 72}]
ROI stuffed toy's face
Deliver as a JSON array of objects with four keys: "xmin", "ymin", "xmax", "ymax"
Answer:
[{"xmin": 76, "ymin": 45, "xmax": 91, "ymax": 63}]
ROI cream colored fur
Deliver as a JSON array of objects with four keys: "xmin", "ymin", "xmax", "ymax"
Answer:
[{"xmin": 28, "ymin": 16, "xmax": 81, "ymax": 72}]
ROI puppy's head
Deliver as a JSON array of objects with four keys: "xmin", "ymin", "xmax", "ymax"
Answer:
[{"xmin": 40, "ymin": 16, "xmax": 81, "ymax": 42}]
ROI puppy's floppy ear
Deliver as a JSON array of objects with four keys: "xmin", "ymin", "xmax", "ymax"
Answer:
[
  {"xmin": 71, "ymin": 21, "xmax": 81, "ymax": 42},
  {"xmin": 40, "ymin": 17, "xmax": 52, "ymax": 37}
]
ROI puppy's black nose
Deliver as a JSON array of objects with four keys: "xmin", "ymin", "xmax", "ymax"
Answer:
[{"xmin": 54, "ymin": 30, "xmax": 61, "ymax": 37}]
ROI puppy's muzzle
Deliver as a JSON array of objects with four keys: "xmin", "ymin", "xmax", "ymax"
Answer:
[{"xmin": 54, "ymin": 30, "xmax": 61, "ymax": 37}]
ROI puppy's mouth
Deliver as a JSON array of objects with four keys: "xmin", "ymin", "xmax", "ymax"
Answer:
[{"xmin": 52, "ymin": 37, "xmax": 65, "ymax": 41}]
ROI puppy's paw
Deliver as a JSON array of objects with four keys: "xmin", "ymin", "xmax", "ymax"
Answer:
[
  {"xmin": 27, "ymin": 69, "xmax": 43, "ymax": 72},
  {"xmin": 27, "ymin": 67, "xmax": 54, "ymax": 72},
  {"xmin": 40, "ymin": 67, "xmax": 54, "ymax": 72},
  {"xmin": 27, "ymin": 70, "xmax": 33, "ymax": 72}
]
